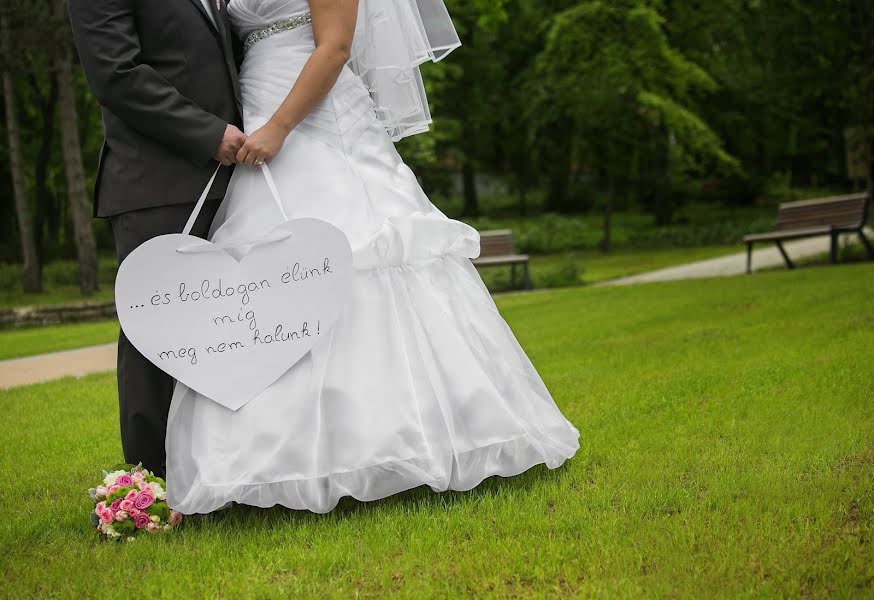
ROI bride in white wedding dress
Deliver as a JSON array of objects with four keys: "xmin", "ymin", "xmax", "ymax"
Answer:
[{"xmin": 165, "ymin": 0, "xmax": 580, "ymax": 514}]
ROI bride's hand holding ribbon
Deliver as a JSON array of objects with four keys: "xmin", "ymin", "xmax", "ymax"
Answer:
[{"xmin": 235, "ymin": 122, "xmax": 287, "ymax": 167}]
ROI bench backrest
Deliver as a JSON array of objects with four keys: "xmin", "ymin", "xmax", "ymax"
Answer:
[
  {"xmin": 478, "ymin": 230, "xmax": 517, "ymax": 257},
  {"xmin": 776, "ymin": 193, "xmax": 869, "ymax": 231}
]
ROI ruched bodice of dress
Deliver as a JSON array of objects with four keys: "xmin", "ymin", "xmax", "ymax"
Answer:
[
  {"xmin": 228, "ymin": 1, "xmax": 325, "ymax": 132},
  {"xmin": 228, "ymin": 0, "xmax": 311, "ymax": 38}
]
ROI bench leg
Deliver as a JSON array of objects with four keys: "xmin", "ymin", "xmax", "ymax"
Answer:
[
  {"xmin": 510, "ymin": 264, "xmax": 517, "ymax": 289},
  {"xmin": 746, "ymin": 242, "xmax": 753, "ymax": 274},
  {"xmin": 859, "ymin": 230, "xmax": 874, "ymax": 259},
  {"xmin": 775, "ymin": 240, "xmax": 794, "ymax": 269},
  {"xmin": 829, "ymin": 232, "xmax": 839, "ymax": 264},
  {"xmin": 523, "ymin": 262, "xmax": 532, "ymax": 290}
]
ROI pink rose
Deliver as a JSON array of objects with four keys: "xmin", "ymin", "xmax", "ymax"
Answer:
[
  {"xmin": 95, "ymin": 486, "xmax": 108, "ymax": 498},
  {"xmin": 119, "ymin": 499, "xmax": 134, "ymax": 512},
  {"xmin": 134, "ymin": 492, "xmax": 154, "ymax": 510},
  {"xmin": 125, "ymin": 490, "xmax": 138, "ymax": 500},
  {"xmin": 168, "ymin": 510, "xmax": 183, "ymax": 526},
  {"xmin": 131, "ymin": 472, "xmax": 145, "ymax": 483},
  {"xmin": 133, "ymin": 513, "xmax": 151, "ymax": 529},
  {"xmin": 99, "ymin": 510, "xmax": 113, "ymax": 524},
  {"xmin": 95, "ymin": 501, "xmax": 107, "ymax": 512},
  {"xmin": 146, "ymin": 522, "xmax": 159, "ymax": 533},
  {"xmin": 110, "ymin": 499, "xmax": 122, "ymax": 511},
  {"xmin": 114, "ymin": 511, "xmax": 129, "ymax": 522},
  {"xmin": 137, "ymin": 482, "xmax": 149, "ymax": 492},
  {"xmin": 108, "ymin": 484, "xmax": 120, "ymax": 494},
  {"xmin": 115, "ymin": 474, "xmax": 133, "ymax": 487}
]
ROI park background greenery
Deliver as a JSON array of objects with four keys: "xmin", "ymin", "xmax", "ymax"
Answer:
[{"xmin": 1, "ymin": 0, "xmax": 872, "ymax": 302}]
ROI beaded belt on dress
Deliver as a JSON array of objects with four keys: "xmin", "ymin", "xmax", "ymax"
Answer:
[{"xmin": 242, "ymin": 12, "xmax": 313, "ymax": 52}]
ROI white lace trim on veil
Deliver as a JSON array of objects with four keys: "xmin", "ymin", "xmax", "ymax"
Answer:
[{"xmin": 348, "ymin": 0, "xmax": 460, "ymax": 141}]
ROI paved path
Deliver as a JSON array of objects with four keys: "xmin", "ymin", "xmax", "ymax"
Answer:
[
  {"xmin": 598, "ymin": 231, "xmax": 867, "ymax": 287},
  {"xmin": 0, "ymin": 343, "xmax": 116, "ymax": 390},
  {"xmin": 1, "ymin": 230, "xmax": 868, "ymax": 389}
]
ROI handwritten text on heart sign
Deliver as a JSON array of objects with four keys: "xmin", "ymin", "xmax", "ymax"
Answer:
[
  {"xmin": 115, "ymin": 218, "xmax": 353, "ymax": 410},
  {"xmin": 126, "ymin": 258, "xmax": 335, "ymax": 366}
]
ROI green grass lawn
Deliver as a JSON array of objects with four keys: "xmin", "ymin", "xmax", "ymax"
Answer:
[
  {"xmin": 0, "ymin": 320, "xmax": 119, "ymax": 361},
  {"xmin": 1, "ymin": 263, "xmax": 872, "ymax": 597}
]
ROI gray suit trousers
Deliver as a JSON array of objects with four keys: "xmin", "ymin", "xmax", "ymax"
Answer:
[{"xmin": 110, "ymin": 199, "xmax": 222, "ymax": 477}]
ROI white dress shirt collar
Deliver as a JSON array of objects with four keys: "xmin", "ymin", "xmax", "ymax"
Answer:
[{"xmin": 199, "ymin": 0, "xmax": 218, "ymax": 28}]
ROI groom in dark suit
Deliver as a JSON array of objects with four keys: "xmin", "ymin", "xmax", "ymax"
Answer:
[{"xmin": 68, "ymin": 0, "xmax": 244, "ymax": 477}]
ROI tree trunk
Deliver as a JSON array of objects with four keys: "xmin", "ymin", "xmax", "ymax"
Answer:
[
  {"xmin": 545, "ymin": 138, "xmax": 571, "ymax": 213},
  {"xmin": 599, "ymin": 175, "xmax": 613, "ymax": 254},
  {"xmin": 31, "ymin": 74, "xmax": 60, "ymax": 263},
  {"xmin": 3, "ymin": 70, "xmax": 42, "ymax": 293},
  {"xmin": 56, "ymin": 48, "xmax": 99, "ymax": 295},
  {"xmin": 517, "ymin": 186, "xmax": 527, "ymax": 217},
  {"xmin": 545, "ymin": 170, "xmax": 569, "ymax": 213},
  {"xmin": 869, "ymin": 139, "xmax": 873, "ymax": 193},
  {"xmin": 461, "ymin": 161, "xmax": 479, "ymax": 218},
  {"xmin": 648, "ymin": 138, "xmax": 674, "ymax": 226},
  {"xmin": 543, "ymin": 124, "xmax": 573, "ymax": 213}
]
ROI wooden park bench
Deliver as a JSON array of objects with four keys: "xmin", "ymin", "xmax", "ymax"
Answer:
[
  {"xmin": 742, "ymin": 193, "xmax": 872, "ymax": 273},
  {"xmin": 472, "ymin": 229, "xmax": 532, "ymax": 289}
]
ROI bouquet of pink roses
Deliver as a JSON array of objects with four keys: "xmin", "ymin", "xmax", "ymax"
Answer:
[{"xmin": 88, "ymin": 464, "xmax": 182, "ymax": 540}]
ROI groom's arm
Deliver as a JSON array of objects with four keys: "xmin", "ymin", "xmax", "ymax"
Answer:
[{"xmin": 68, "ymin": 0, "xmax": 229, "ymax": 165}]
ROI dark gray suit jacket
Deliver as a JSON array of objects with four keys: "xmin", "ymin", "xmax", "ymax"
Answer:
[{"xmin": 68, "ymin": 0, "xmax": 242, "ymax": 217}]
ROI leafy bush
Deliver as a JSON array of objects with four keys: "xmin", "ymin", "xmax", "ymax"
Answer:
[
  {"xmin": 700, "ymin": 174, "xmax": 765, "ymax": 206},
  {"xmin": 0, "ymin": 263, "xmax": 21, "ymax": 292},
  {"xmin": 45, "ymin": 257, "xmax": 118, "ymax": 287},
  {"xmin": 475, "ymin": 253, "xmax": 583, "ymax": 293},
  {"xmin": 0, "ymin": 256, "xmax": 118, "ymax": 292},
  {"xmin": 627, "ymin": 216, "xmax": 775, "ymax": 248},
  {"xmin": 466, "ymin": 213, "xmax": 589, "ymax": 254},
  {"xmin": 515, "ymin": 214, "xmax": 590, "ymax": 254},
  {"xmin": 534, "ymin": 255, "xmax": 584, "ymax": 289}
]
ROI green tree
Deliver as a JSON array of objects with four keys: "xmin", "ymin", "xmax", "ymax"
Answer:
[
  {"xmin": 533, "ymin": 0, "xmax": 737, "ymax": 248},
  {"xmin": 0, "ymin": 0, "xmax": 99, "ymax": 295},
  {"xmin": 55, "ymin": 0, "xmax": 98, "ymax": 295},
  {"xmin": 845, "ymin": 0, "xmax": 874, "ymax": 188},
  {"xmin": 1, "ymin": 6, "xmax": 42, "ymax": 292},
  {"xmin": 666, "ymin": 0, "xmax": 855, "ymax": 197},
  {"xmin": 434, "ymin": 0, "xmax": 509, "ymax": 217}
]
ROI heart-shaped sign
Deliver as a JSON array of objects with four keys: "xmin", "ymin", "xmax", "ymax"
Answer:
[{"xmin": 115, "ymin": 218, "xmax": 353, "ymax": 410}]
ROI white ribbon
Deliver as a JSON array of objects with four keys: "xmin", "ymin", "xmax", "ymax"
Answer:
[{"xmin": 178, "ymin": 164, "xmax": 289, "ymax": 254}]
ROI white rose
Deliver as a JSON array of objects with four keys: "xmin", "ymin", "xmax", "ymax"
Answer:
[
  {"xmin": 149, "ymin": 482, "xmax": 166, "ymax": 500},
  {"xmin": 102, "ymin": 470, "xmax": 126, "ymax": 487}
]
